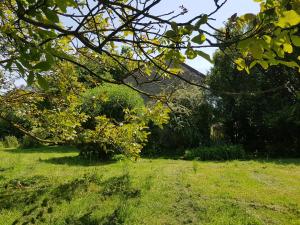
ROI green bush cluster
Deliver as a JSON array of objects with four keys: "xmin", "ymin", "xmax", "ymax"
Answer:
[
  {"xmin": 78, "ymin": 84, "xmax": 145, "ymax": 159},
  {"xmin": 3, "ymin": 136, "xmax": 19, "ymax": 148},
  {"xmin": 81, "ymin": 83, "xmax": 144, "ymax": 123},
  {"xmin": 184, "ymin": 145, "xmax": 245, "ymax": 161},
  {"xmin": 145, "ymin": 85, "xmax": 212, "ymax": 155},
  {"xmin": 21, "ymin": 135, "xmax": 42, "ymax": 149}
]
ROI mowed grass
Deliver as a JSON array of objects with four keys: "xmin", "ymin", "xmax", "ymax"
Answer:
[{"xmin": 0, "ymin": 147, "xmax": 300, "ymax": 225}]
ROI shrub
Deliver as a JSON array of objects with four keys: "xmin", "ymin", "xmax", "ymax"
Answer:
[
  {"xmin": 21, "ymin": 135, "xmax": 42, "ymax": 149},
  {"xmin": 145, "ymin": 85, "xmax": 212, "ymax": 155},
  {"xmin": 78, "ymin": 84, "xmax": 145, "ymax": 159},
  {"xmin": 184, "ymin": 145, "xmax": 245, "ymax": 161},
  {"xmin": 0, "ymin": 141, "xmax": 4, "ymax": 149},
  {"xmin": 81, "ymin": 83, "xmax": 144, "ymax": 123},
  {"xmin": 3, "ymin": 136, "xmax": 19, "ymax": 148}
]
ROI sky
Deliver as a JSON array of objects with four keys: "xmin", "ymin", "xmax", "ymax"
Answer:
[{"xmin": 151, "ymin": 0, "xmax": 260, "ymax": 74}]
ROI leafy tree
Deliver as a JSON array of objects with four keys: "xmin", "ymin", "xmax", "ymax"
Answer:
[
  {"xmin": 0, "ymin": 0, "xmax": 299, "ymax": 90},
  {"xmin": 146, "ymin": 85, "xmax": 212, "ymax": 154},
  {"xmin": 0, "ymin": 62, "xmax": 170, "ymax": 158},
  {"xmin": 208, "ymin": 50, "xmax": 300, "ymax": 157}
]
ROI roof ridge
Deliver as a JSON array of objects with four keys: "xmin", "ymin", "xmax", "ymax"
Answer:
[{"xmin": 180, "ymin": 63, "xmax": 206, "ymax": 77}]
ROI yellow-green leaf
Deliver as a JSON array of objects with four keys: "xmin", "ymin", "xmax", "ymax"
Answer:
[
  {"xmin": 291, "ymin": 35, "xmax": 300, "ymax": 47},
  {"xmin": 277, "ymin": 10, "xmax": 300, "ymax": 28},
  {"xmin": 191, "ymin": 33, "xmax": 206, "ymax": 45}
]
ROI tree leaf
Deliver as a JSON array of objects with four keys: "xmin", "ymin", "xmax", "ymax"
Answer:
[
  {"xmin": 195, "ymin": 15, "xmax": 208, "ymax": 29},
  {"xmin": 171, "ymin": 22, "xmax": 178, "ymax": 32},
  {"xmin": 56, "ymin": 0, "xmax": 67, "ymax": 13},
  {"xmin": 15, "ymin": 61, "xmax": 25, "ymax": 75},
  {"xmin": 283, "ymin": 43, "xmax": 293, "ymax": 53},
  {"xmin": 291, "ymin": 35, "xmax": 300, "ymax": 47},
  {"xmin": 37, "ymin": 75, "xmax": 49, "ymax": 90},
  {"xmin": 191, "ymin": 33, "xmax": 206, "ymax": 45},
  {"xmin": 235, "ymin": 58, "xmax": 247, "ymax": 71},
  {"xmin": 185, "ymin": 48, "xmax": 197, "ymax": 59},
  {"xmin": 44, "ymin": 9, "xmax": 59, "ymax": 23},
  {"xmin": 257, "ymin": 60, "xmax": 269, "ymax": 70},
  {"xmin": 196, "ymin": 50, "xmax": 212, "ymax": 63},
  {"xmin": 277, "ymin": 10, "xmax": 300, "ymax": 28},
  {"xmin": 27, "ymin": 72, "xmax": 35, "ymax": 85},
  {"xmin": 34, "ymin": 61, "xmax": 52, "ymax": 71},
  {"xmin": 165, "ymin": 30, "xmax": 177, "ymax": 38}
]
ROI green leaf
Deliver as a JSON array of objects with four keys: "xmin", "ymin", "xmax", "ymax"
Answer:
[
  {"xmin": 257, "ymin": 60, "xmax": 269, "ymax": 70},
  {"xmin": 191, "ymin": 33, "xmax": 206, "ymax": 45},
  {"xmin": 185, "ymin": 48, "xmax": 197, "ymax": 59},
  {"xmin": 44, "ymin": 9, "xmax": 59, "ymax": 23},
  {"xmin": 34, "ymin": 61, "xmax": 52, "ymax": 71},
  {"xmin": 250, "ymin": 61, "xmax": 259, "ymax": 69},
  {"xmin": 283, "ymin": 43, "xmax": 293, "ymax": 53},
  {"xmin": 171, "ymin": 22, "xmax": 178, "ymax": 32},
  {"xmin": 277, "ymin": 10, "xmax": 300, "ymax": 28},
  {"xmin": 37, "ymin": 29, "xmax": 57, "ymax": 38},
  {"xmin": 196, "ymin": 50, "xmax": 212, "ymax": 63},
  {"xmin": 181, "ymin": 25, "xmax": 194, "ymax": 35},
  {"xmin": 56, "ymin": 0, "xmax": 68, "ymax": 13},
  {"xmin": 37, "ymin": 75, "xmax": 49, "ymax": 90},
  {"xmin": 195, "ymin": 15, "xmax": 208, "ymax": 29},
  {"xmin": 241, "ymin": 13, "xmax": 256, "ymax": 22},
  {"xmin": 235, "ymin": 58, "xmax": 247, "ymax": 71},
  {"xmin": 15, "ymin": 61, "xmax": 25, "ymax": 75},
  {"xmin": 291, "ymin": 35, "xmax": 300, "ymax": 47},
  {"xmin": 27, "ymin": 72, "xmax": 35, "ymax": 85},
  {"xmin": 4, "ymin": 59, "xmax": 13, "ymax": 70},
  {"xmin": 251, "ymin": 44, "xmax": 264, "ymax": 59},
  {"xmin": 165, "ymin": 30, "xmax": 177, "ymax": 38}
]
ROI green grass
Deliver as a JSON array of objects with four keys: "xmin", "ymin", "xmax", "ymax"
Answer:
[{"xmin": 0, "ymin": 146, "xmax": 300, "ymax": 225}]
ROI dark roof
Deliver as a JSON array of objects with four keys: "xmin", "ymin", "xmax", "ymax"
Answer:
[{"xmin": 180, "ymin": 63, "xmax": 206, "ymax": 78}]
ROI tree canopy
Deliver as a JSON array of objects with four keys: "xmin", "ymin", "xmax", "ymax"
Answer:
[{"xmin": 0, "ymin": 0, "xmax": 299, "ymax": 92}]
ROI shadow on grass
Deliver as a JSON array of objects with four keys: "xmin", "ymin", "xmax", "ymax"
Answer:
[
  {"xmin": 41, "ymin": 155, "xmax": 116, "ymax": 167},
  {"xmin": 4, "ymin": 146, "xmax": 79, "ymax": 154},
  {"xmin": 252, "ymin": 158, "xmax": 300, "ymax": 165},
  {"xmin": 2, "ymin": 172, "xmax": 140, "ymax": 225}
]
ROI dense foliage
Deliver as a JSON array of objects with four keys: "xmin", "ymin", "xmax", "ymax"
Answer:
[
  {"xmin": 184, "ymin": 145, "xmax": 245, "ymax": 161},
  {"xmin": 3, "ymin": 136, "xmax": 19, "ymax": 148},
  {"xmin": 78, "ymin": 84, "xmax": 145, "ymax": 159},
  {"xmin": 145, "ymin": 85, "xmax": 212, "ymax": 155},
  {"xmin": 208, "ymin": 50, "xmax": 300, "ymax": 157},
  {"xmin": 81, "ymin": 84, "xmax": 145, "ymax": 123}
]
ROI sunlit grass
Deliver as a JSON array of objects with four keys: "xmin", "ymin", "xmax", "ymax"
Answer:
[{"xmin": 0, "ymin": 146, "xmax": 299, "ymax": 225}]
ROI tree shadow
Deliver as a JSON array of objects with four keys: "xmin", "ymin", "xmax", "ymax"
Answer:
[
  {"xmin": 41, "ymin": 155, "xmax": 117, "ymax": 167},
  {"xmin": 2, "ymin": 172, "xmax": 140, "ymax": 225},
  {"xmin": 4, "ymin": 146, "xmax": 79, "ymax": 154},
  {"xmin": 0, "ymin": 175, "xmax": 50, "ymax": 211},
  {"xmin": 252, "ymin": 158, "xmax": 300, "ymax": 166}
]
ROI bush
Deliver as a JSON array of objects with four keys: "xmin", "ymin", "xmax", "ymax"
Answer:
[
  {"xmin": 0, "ymin": 141, "xmax": 4, "ymax": 149},
  {"xmin": 21, "ymin": 135, "xmax": 42, "ymax": 148},
  {"xmin": 3, "ymin": 136, "xmax": 19, "ymax": 148},
  {"xmin": 78, "ymin": 84, "xmax": 145, "ymax": 160},
  {"xmin": 184, "ymin": 145, "xmax": 245, "ymax": 161},
  {"xmin": 145, "ymin": 85, "xmax": 212, "ymax": 154},
  {"xmin": 81, "ymin": 83, "xmax": 144, "ymax": 123}
]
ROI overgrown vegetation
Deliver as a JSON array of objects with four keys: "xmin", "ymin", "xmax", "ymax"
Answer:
[
  {"xmin": 3, "ymin": 136, "xmax": 19, "ymax": 148},
  {"xmin": 146, "ymin": 85, "xmax": 212, "ymax": 154},
  {"xmin": 184, "ymin": 145, "xmax": 246, "ymax": 161},
  {"xmin": 207, "ymin": 50, "xmax": 300, "ymax": 158}
]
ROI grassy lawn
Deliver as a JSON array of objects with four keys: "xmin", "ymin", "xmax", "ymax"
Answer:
[{"xmin": 0, "ymin": 147, "xmax": 299, "ymax": 225}]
